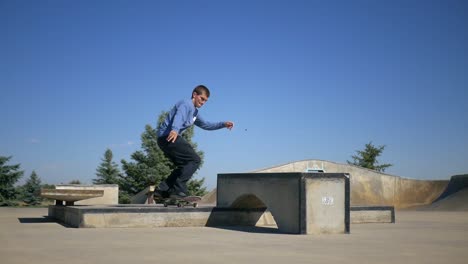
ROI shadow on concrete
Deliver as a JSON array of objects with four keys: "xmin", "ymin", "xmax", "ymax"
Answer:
[
  {"xmin": 208, "ymin": 226, "xmax": 282, "ymax": 235},
  {"xmin": 18, "ymin": 216, "xmax": 70, "ymax": 227},
  {"xmin": 18, "ymin": 216, "xmax": 55, "ymax": 223}
]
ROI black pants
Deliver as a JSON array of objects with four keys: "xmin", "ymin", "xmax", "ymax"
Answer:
[{"xmin": 157, "ymin": 136, "xmax": 201, "ymax": 195}]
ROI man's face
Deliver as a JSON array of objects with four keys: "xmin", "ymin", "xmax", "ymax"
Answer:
[{"xmin": 192, "ymin": 91, "xmax": 208, "ymax": 108}]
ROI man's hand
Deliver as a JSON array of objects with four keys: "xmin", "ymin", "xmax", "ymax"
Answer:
[
  {"xmin": 167, "ymin": 130, "xmax": 178, "ymax": 143},
  {"xmin": 225, "ymin": 121, "xmax": 234, "ymax": 130}
]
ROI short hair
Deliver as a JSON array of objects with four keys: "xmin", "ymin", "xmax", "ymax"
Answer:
[{"xmin": 192, "ymin": 85, "xmax": 210, "ymax": 98}]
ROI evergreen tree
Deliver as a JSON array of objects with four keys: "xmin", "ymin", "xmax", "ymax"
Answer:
[
  {"xmin": 93, "ymin": 149, "xmax": 120, "ymax": 184},
  {"xmin": 41, "ymin": 183, "xmax": 55, "ymax": 190},
  {"xmin": 69, "ymin": 180, "xmax": 81, "ymax": 184},
  {"xmin": 0, "ymin": 156, "xmax": 24, "ymax": 206},
  {"xmin": 347, "ymin": 142, "xmax": 393, "ymax": 172},
  {"xmin": 188, "ymin": 177, "xmax": 208, "ymax": 197},
  {"xmin": 120, "ymin": 124, "xmax": 170, "ymax": 195},
  {"xmin": 23, "ymin": 171, "xmax": 42, "ymax": 205},
  {"xmin": 119, "ymin": 111, "xmax": 207, "ymax": 197}
]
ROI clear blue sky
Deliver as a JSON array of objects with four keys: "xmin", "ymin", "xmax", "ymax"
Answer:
[{"xmin": 1, "ymin": 0, "xmax": 467, "ymax": 190}]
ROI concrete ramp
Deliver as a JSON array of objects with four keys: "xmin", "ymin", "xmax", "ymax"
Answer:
[
  {"xmin": 417, "ymin": 175, "xmax": 468, "ymax": 211},
  {"xmin": 255, "ymin": 159, "xmax": 450, "ymax": 208},
  {"xmin": 432, "ymin": 175, "xmax": 468, "ymax": 203},
  {"xmin": 425, "ymin": 188, "xmax": 468, "ymax": 211}
]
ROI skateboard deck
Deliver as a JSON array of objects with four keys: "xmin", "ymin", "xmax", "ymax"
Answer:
[{"xmin": 154, "ymin": 195, "xmax": 202, "ymax": 208}]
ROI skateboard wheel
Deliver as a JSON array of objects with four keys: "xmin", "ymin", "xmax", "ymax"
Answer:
[
  {"xmin": 177, "ymin": 203, "xmax": 183, "ymax": 207},
  {"xmin": 163, "ymin": 202, "xmax": 168, "ymax": 207},
  {"xmin": 192, "ymin": 203, "xmax": 198, "ymax": 208}
]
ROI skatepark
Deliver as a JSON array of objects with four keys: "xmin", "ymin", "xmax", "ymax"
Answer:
[{"xmin": 1, "ymin": 159, "xmax": 467, "ymax": 263}]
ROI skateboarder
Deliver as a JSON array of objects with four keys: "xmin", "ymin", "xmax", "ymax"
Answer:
[{"xmin": 154, "ymin": 85, "xmax": 234, "ymax": 200}]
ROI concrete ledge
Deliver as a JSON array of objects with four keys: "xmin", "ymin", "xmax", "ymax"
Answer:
[
  {"xmin": 350, "ymin": 206, "xmax": 395, "ymax": 223},
  {"xmin": 47, "ymin": 204, "xmax": 394, "ymax": 230},
  {"xmin": 48, "ymin": 205, "xmax": 276, "ymax": 229}
]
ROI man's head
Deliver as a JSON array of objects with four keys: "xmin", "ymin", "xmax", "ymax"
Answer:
[{"xmin": 192, "ymin": 85, "xmax": 210, "ymax": 108}]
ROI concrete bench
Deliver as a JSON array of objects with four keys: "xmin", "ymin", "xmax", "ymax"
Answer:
[
  {"xmin": 216, "ymin": 172, "xmax": 350, "ymax": 234},
  {"xmin": 351, "ymin": 206, "xmax": 395, "ymax": 223},
  {"xmin": 41, "ymin": 189, "xmax": 104, "ymax": 206},
  {"xmin": 55, "ymin": 184, "xmax": 118, "ymax": 205}
]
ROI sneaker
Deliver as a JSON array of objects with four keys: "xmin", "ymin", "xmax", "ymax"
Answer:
[
  {"xmin": 153, "ymin": 189, "xmax": 169, "ymax": 199},
  {"xmin": 169, "ymin": 191, "xmax": 188, "ymax": 200}
]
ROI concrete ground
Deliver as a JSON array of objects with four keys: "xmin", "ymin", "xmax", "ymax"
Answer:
[{"xmin": 1, "ymin": 207, "xmax": 467, "ymax": 264}]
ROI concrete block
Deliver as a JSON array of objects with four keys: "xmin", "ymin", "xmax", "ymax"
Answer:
[
  {"xmin": 217, "ymin": 172, "xmax": 350, "ymax": 234},
  {"xmin": 303, "ymin": 176, "xmax": 347, "ymax": 234}
]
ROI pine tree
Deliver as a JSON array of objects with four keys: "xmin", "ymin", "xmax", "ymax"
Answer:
[
  {"xmin": 347, "ymin": 142, "xmax": 393, "ymax": 172},
  {"xmin": 0, "ymin": 156, "xmax": 24, "ymax": 206},
  {"xmin": 69, "ymin": 180, "xmax": 81, "ymax": 184},
  {"xmin": 119, "ymin": 111, "xmax": 207, "ymax": 197},
  {"xmin": 93, "ymin": 149, "xmax": 120, "ymax": 184},
  {"xmin": 187, "ymin": 177, "xmax": 207, "ymax": 197},
  {"xmin": 120, "ymin": 124, "xmax": 170, "ymax": 195},
  {"xmin": 23, "ymin": 171, "xmax": 42, "ymax": 205}
]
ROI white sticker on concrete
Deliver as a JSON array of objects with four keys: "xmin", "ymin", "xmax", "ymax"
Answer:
[{"xmin": 322, "ymin": 196, "xmax": 334, "ymax": 206}]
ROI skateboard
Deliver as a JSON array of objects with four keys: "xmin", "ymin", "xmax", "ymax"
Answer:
[{"xmin": 154, "ymin": 195, "xmax": 201, "ymax": 208}]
